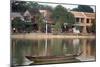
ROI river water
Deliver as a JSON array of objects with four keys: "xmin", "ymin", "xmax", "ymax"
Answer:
[{"xmin": 11, "ymin": 38, "xmax": 96, "ymax": 66}]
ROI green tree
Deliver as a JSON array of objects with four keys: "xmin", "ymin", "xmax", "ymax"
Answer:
[
  {"xmin": 26, "ymin": 2, "xmax": 39, "ymax": 10},
  {"xmin": 39, "ymin": 5, "xmax": 53, "ymax": 11},
  {"xmin": 11, "ymin": 1, "xmax": 53, "ymax": 12},
  {"xmin": 52, "ymin": 5, "xmax": 75, "ymax": 24},
  {"xmin": 72, "ymin": 5, "xmax": 94, "ymax": 13},
  {"xmin": 35, "ymin": 13, "xmax": 45, "ymax": 32},
  {"xmin": 11, "ymin": 1, "xmax": 28, "ymax": 12},
  {"xmin": 72, "ymin": 8, "xmax": 80, "ymax": 11},
  {"xmin": 53, "ymin": 22, "xmax": 61, "ymax": 34},
  {"xmin": 24, "ymin": 22, "xmax": 34, "ymax": 32},
  {"xmin": 52, "ymin": 5, "xmax": 67, "ymax": 24},
  {"xmin": 91, "ymin": 20, "xmax": 96, "ymax": 33},
  {"xmin": 11, "ymin": 1, "xmax": 40, "ymax": 12},
  {"xmin": 12, "ymin": 17, "xmax": 25, "ymax": 32},
  {"xmin": 52, "ymin": 5, "xmax": 75, "ymax": 33}
]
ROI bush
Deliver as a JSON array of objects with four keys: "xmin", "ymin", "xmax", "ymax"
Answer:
[{"xmin": 12, "ymin": 17, "xmax": 25, "ymax": 32}]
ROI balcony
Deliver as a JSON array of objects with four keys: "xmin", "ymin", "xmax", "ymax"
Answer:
[{"xmin": 74, "ymin": 22, "xmax": 92, "ymax": 26}]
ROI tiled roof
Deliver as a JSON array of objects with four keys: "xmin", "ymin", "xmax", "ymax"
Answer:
[
  {"xmin": 84, "ymin": 12, "xmax": 95, "ymax": 18},
  {"xmin": 71, "ymin": 11, "xmax": 95, "ymax": 19},
  {"xmin": 71, "ymin": 11, "xmax": 85, "ymax": 18},
  {"xmin": 23, "ymin": 9, "xmax": 40, "ymax": 17},
  {"xmin": 11, "ymin": 12, "xmax": 23, "ymax": 18}
]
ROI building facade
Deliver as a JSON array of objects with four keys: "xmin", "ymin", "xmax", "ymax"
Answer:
[{"xmin": 71, "ymin": 11, "xmax": 95, "ymax": 33}]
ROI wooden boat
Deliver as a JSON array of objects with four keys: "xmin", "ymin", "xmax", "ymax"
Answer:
[{"xmin": 25, "ymin": 52, "xmax": 82, "ymax": 62}]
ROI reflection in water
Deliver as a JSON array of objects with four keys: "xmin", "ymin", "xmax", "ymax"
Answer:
[
  {"xmin": 11, "ymin": 38, "xmax": 96, "ymax": 65},
  {"xmin": 81, "ymin": 39, "xmax": 96, "ymax": 57}
]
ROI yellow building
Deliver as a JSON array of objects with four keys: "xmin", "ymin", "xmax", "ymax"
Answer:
[{"xmin": 71, "ymin": 11, "xmax": 96, "ymax": 33}]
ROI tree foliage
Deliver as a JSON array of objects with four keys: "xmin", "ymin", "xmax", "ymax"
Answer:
[
  {"xmin": 72, "ymin": 8, "xmax": 80, "ymax": 11},
  {"xmin": 35, "ymin": 14, "xmax": 45, "ymax": 31},
  {"xmin": 12, "ymin": 17, "xmax": 25, "ymax": 29},
  {"xmin": 72, "ymin": 5, "xmax": 94, "ymax": 13},
  {"xmin": 52, "ymin": 5, "xmax": 75, "ymax": 24},
  {"xmin": 11, "ymin": 1, "xmax": 28, "ymax": 12},
  {"xmin": 51, "ymin": 5, "xmax": 75, "ymax": 33},
  {"xmin": 11, "ymin": 1, "xmax": 53, "ymax": 12},
  {"xmin": 91, "ymin": 20, "xmax": 96, "ymax": 33},
  {"xmin": 12, "ymin": 17, "xmax": 34, "ymax": 32},
  {"xmin": 26, "ymin": 2, "xmax": 39, "ymax": 10}
]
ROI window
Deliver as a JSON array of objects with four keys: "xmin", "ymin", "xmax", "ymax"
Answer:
[
  {"xmin": 81, "ymin": 18, "xmax": 84, "ymax": 23},
  {"xmin": 86, "ymin": 19, "xmax": 89, "ymax": 23},
  {"xmin": 24, "ymin": 16, "xmax": 31, "ymax": 22},
  {"xmin": 75, "ymin": 18, "xmax": 79, "ymax": 23}
]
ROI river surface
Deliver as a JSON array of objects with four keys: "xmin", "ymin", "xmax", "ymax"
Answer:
[{"xmin": 11, "ymin": 38, "xmax": 96, "ymax": 66}]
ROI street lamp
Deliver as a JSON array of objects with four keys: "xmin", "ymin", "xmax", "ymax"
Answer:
[
  {"xmin": 44, "ymin": 16, "xmax": 48, "ymax": 35},
  {"xmin": 44, "ymin": 16, "xmax": 48, "ymax": 56}
]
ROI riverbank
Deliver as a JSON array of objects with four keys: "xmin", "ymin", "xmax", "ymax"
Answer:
[{"xmin": 11, "ymin": 33, "xmax": 96, "ymax": 40}]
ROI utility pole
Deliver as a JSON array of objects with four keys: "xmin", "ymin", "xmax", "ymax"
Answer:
[
  {"xmin": 46, "ymin": 20, "xmax": 48, "ymax": 35},
  {"xmin": 44, "ymin": 16, "xmax": 48, "ymax": 56},
  {"xmin": 44, "ymin": 16, "xmax": 48, "ymax": 35}
]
